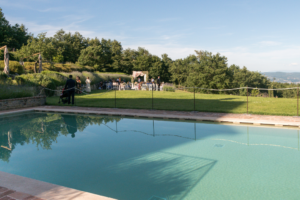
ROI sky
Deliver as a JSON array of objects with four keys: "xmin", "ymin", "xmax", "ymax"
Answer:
[{"xmin": 1, "ymin": 0, "xmax": 300, "ymax": 72}]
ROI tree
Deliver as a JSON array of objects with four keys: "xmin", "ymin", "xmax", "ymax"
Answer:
[
  {"xmin": 228, "ymin": 65, "xmax": 270, "ymax": 91},
  {"xmin": 120, "ymin": 48, "xmax": 138, "ymax": 74},
  {"xmin": 132, "ymin": 47, "xmax": 153, "ymax": 71},
  {"xmin": 0, "ymin": 8, "xmax": 31, "ymax": 49},
  {"xmin": 78, "ymin": 45, "xmax": 108, "ymax": 71},
  {"xmin": 17, "ymin": 33, "xmax": 56, "ymax": 62},
  {"xmin": 169, "ymin": 55, "xmax": 197, "ymax": 85},
  {"xmin": 189, "ymin": 51, "xmax": 231, "ymax": 91},
  {"xmin": 51, "ymin": 29, "xmax": 88, "ymax": 63}
]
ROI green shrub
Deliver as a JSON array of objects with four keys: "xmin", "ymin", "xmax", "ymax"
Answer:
[
  {"xmin": 95, "ymin": 72, "xmax": 131, "ymax": 82},
  {"xmin": 163, "ymin": 86, "xmax": 175, "ymax": 92},
  {"xmin": 251, "ymin": 88, "xmax": 260, "ymax": 97},
  {"xmin": 41, "ymin": 71, "xmax": 67, "ymax": 86},
  {"xmin": 0, "ymin": 61, "xmax": 24, "ymax": 74},
  {"xmin": 0, "ymin": 84, "xmax": 35, "ymax": 100},
  {"xmin": 82, "ymin": 71, "xmax": 102, "ymax": 84},
  {"xmin": 52, "ymin": 55, "xmax": 64, "ymax": 63},
  {"xmin": 15, "ymin": 74, "xmax": 56, "ymax": 96},
  {"xmin": 0, "ymin": 51, "xmax": 18, "ymax": 61}
]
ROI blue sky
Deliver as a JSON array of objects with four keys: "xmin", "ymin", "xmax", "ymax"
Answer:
[{"xmin": 1, "ymin": 0, "xmax": 300, "ymax": 72}]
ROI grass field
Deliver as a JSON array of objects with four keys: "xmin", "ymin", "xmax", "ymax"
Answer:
[{"xmin": 46, "ymin": 90, "xmax": 299, "ymax": 116}]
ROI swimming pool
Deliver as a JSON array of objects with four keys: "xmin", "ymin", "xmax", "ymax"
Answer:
[{"xmin": 0, "ymin": 112, "xmax": 299, "ymax": 200}]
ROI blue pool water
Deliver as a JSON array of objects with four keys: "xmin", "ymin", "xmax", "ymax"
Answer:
[{"xmin": 0, "ymin": 112, "xmax": 300, "ymax": 200}]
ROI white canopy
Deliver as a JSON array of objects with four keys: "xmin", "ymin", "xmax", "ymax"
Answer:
[{"xmin": 132, "ymin": 71, "xmax": 148, "ymax": 82}]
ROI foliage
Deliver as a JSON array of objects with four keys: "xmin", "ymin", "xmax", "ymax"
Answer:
[
  {"xmin": 41, "ymin": 71, "xmax": 67, "ymax": 86},
  {"xmin": 15, "ymin": 73, "xmax": 56, "ymax": 96},
  {"xmin": 0, "ymin": 8, "xmax": 31, "ymax": 49},
  {"xmin": 163, "ymin": 86, "xmax": 175, "ymax": 92},
  {"xmin": 52, "ymin": 54, "xmax": 64, "ymax": 63},
  {"xmin": 78, "ymin": 38, "xmax": 122, "ymax": 72},
  {"xmin": 16, "ymin": 33, "xmax": 56, "ymax": 62},
  {"xmin": 51, "ymin": 29, "xmax": 88, "ymax": 63},
  {"xmin": 0, "ymin": 71, "xmax": 8, "ymax": 82},
  {"xmin": 0, "ymin": 84, "xmax": 35, "ymax": 100},
  {"xmin": 270, "ymin": 82, "xmax": 299, "ymax": 98},
  {"xmin": 0, "ymin": 7, "xmax": 276, "ymax": 92},
  {"xmin": 186, "ymin": 51, "xmax": 231, "ymax": 93},
  {"xmin": 0, "ymin": 61, "xmax": 24, "ymax": 74},
  {"xmin": 61, "ymin": 71, "xmax": 131, "ymax": 84},
  {"xmin": 0, "ymin": 51, "xmax": 18, "ymax": 61},
  {"xmin": 23, "ymin": 62, "xmax": 94, "ymax": 73},
  {"xmin": 228, "ymin": 65, "xmax": 269, "ymax": 93},
  {"xmin": 251, "ymin": 88, "xmax": 260, "ymax": 97}
]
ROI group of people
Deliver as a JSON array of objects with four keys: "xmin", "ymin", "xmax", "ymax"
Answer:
[
  {"xmin": 98, "ymin": 78, "xmax": 130, "ymax": 90},
  {"xmin": 64, "ymin": 75, "xmax": 92, "ymax": 105},
  {"xmin": 64, "ymin": 75, "xmax": 161, "ymax": 105},
  {"xmin": 137, "ymin": 76, "xmax": 161, "ymax": 91}
]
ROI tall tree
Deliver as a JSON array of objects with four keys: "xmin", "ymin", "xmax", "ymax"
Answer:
[
  {"xmin": 51, "ymin": 29, "xmax": 88, "ymax": 63},
  {"xmin": 185, "ymin": 51, "xmax": 231, "ymax": 91},
  {"xmin": 17, "ymin": 33, "xmax": 56, "ymax": 62},
  {"xmin": 0, "ymin": 8, "xmax": 31, "ymax": 49}
]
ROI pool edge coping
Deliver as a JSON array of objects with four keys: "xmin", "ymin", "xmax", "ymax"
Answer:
[
  {"xmin": 33, "ymin": 106, "xmax": 300, "ymax": 129},
  {"xmin": 0, "ymin": 171, "xmax": 116, "ymax": 200},
  {"xmin": 1, "ymin": 106, "xmax": 300, "ymax": 128}
]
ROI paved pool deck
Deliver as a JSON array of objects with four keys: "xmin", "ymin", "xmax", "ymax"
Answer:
[
  {"xmin": 1, "ymin": 106, "xmax": 300, "ymax": 199},
  {"xmin": 0, "ymin": 171, "xmax": 115, "ymax": 200}
]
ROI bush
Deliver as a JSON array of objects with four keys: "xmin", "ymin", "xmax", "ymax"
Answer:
[
  {"xmin": 251, "ymin": 88, "xmax": 260, "ymax": 97},
  {"xmin": 61, "ymin": 71, "xmax": 132, "ymax": 84},
  {"xmin": 0, "ymin": 84, "xmax": 35, "ymax": 100},
  {"xmin": 41, "ymin": 71, "xmax": 67, "ymax": 86},
  {"xmin": 15, "ymin": 74, "xmax": 56, "ymax": 96},
  {"xmin": 163, "ymin": 86, "xmax": 175, "ymax": 92},
  {"xmin": 0, "ymin": 61, "xmax": 24, "ymax": 74},
  {"xmin": 0, "ymin": 51, "xmax": 18, "ymax": 61}
]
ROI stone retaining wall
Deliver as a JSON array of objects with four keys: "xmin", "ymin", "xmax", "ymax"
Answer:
[{"xmin": 0, "ymin": 96, "xmax": 46, "ymax": 111}]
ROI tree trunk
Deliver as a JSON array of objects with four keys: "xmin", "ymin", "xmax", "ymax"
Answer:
[
  {"xmin": 38, "ymin": 54, "xmax": 42, "ymax": 73},
  {"xmin": 3, "ymin": 47, "xmax": 9, "ymax": 74}
]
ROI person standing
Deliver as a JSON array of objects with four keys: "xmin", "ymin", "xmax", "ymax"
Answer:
[
  {"xmin": 151, "ymin": 78, "xmax": 155, "ymax": 90},
  {"xmin": 157, "ymin": 76, "xmax": 161, "ymax": 91},
  {"xmin": 64, "ymin": 75, "xmax": 76, "ymax": 105},
  {"xmin": 85, "ymin": 77, "xmax": 91, "ymax": 93},
  {"xmin": 76, "ymin": 76, "xmax": 82, "ymax": 94}
]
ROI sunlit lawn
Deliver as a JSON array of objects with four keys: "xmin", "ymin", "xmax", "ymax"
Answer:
[{"xmin": 46, "ymin": 90, "xmax": 298, "ymax": 116}]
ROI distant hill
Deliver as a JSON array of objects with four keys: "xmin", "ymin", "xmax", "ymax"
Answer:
[{"xmin": 262, "ymin": 72, "xmax": 300, "ymax": 83}]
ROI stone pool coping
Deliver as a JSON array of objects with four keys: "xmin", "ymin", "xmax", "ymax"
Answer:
[
  {"xmin": 1, "ymin": 106, "xmax": 300, "ymax": 199},
  {"xmin": 32, "ymin": 106, "xmax": 300, "ymax": 127},
  {"xmin": 0, "ymin": 171, "xmax": 116, "ymax": 200},
  {"xmin": 1, "ymin": 106, "xmax": 300, "ymax": 127}
]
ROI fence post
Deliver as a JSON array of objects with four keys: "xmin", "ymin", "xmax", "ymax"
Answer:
[
  {"xmin": 115, "ymin": 89, "xmax": 116, "ymax": 108},
  {"xmin": 194, "ymin": 87, "xmax": 196, "ymax": 112},
  {"xmin": 152, "ymin": 83, "xmax": 153, "ymax": 110},
  {"xmin": 247, "ymin": 86, "xmax": 248, "ymax": 114},
  {"xmin": 297, "ymin": 87, "xmax": 299, "ymax": 116}
]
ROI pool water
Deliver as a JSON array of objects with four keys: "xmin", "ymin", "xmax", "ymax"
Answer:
[{"xmin": 0, "ymin": 112, "xmax": 299, "ymax": 200}]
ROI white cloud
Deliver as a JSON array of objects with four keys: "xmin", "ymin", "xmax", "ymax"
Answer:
[
  {"xmin": 0, "ymin": 0, "xmax": 62, "ymax": 12},
  {"xmin": 258, "ymin": 41, "xmax": 282, "ymax": 46},
  {"xmin": 290, "ymin": 63, "xmax": 299, "ymax": 66},
  {"xmin": 124, "ymin": 43, "xmax": 196, "ymax": 59},
  {"xmin": 6, "ymin": 14, "xmax": 95, "ymax": 37}
]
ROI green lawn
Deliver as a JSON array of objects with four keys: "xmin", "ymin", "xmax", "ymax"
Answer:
[{"xmin": 46, "ymin": 90, "xmax": 299, "ymax": 116}]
